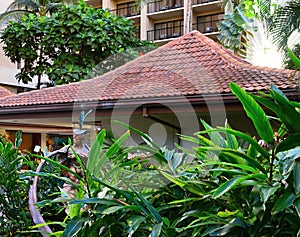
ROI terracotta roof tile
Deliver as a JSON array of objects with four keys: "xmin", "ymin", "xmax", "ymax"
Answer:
[
  {"xmin": 0, "ymin": 30, "xmax": 299, "ymax": 108},
  {"xmin": 0, "ymin": 86, "xmax": 14, "ymax": 98}
]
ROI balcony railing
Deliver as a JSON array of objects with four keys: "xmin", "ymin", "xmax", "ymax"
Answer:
[
  {"xmin": 192, "ymin": 0, "xmax": 219, "ymax": 5},
  {"xmin": 192, "ymin": 19, "xmax": 222, "ymax": 34},
  {"xmin": 147, "ymin": 0, "xmax": 183, "ymax": 13},
  {"xmin": 110, "ymin": 5, "xmax": 140, "ymax": 17},
  {"xmin": 147, "ymin": 25, "xmax": 183, "ymax": 41}
]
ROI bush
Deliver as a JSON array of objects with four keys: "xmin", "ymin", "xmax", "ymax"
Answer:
[
  {"xmin": 0, "ymin": 132, "xmax": 34, "ymax": 236},
  {"xmin": 26, "ymin": 83, "xmax": 300, "ymax": 236}
]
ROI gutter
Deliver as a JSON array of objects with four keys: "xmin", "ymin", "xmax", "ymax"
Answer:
[{"xmin": 0, "ymin": 89, "xmax": 298, "ymax": 116}]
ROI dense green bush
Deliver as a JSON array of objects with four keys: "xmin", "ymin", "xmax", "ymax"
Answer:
[
  {"xmin": 0, "ymin": 131, "xmax": 34, "ymax": 236},
  {"xmin": 29, "ymin": 83, "xmax": 300, "ymax": 237}
]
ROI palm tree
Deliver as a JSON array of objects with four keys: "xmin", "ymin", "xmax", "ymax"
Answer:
[
  {"xmin": 218, "ymin": 0, "xmax": 299, "ymax": 68},
  {"xmin": 0, "ymin": 0, "xmax": 79, "ymax": 27},
  {"xmin": 266, "ymin": 0, "xmax": 300, "ymax": 51}
]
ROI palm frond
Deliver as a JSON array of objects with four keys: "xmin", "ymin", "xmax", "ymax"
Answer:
[{"xmin": 268, "ymin": 0, "xmax": 300, "ymax": 50}]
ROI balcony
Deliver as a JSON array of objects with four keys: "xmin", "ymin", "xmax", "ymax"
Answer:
[
  {"xmin": 110, "ymin": 5, "xmax": 140, "ymax": 18},
  {"xmin": 192, "ymin": 18, "xmax": 223, "ymax": 37},
  {"xmin": 192, "ymin": 0, "xmax": 222, "ymax": 13},
  {"xmin": 147, "ymin": 25, "xmax": 183, "ymax": 41},
  {"xmin": 192, "ymin": 0, "xmax": 219, "ymax": 5},
  {"xmin": 148, "ymin": 0, "xmax": 183, "ymax": 13}
]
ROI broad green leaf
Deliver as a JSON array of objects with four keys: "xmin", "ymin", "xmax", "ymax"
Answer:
[
  {"xmin": 225, "ymin": 121, "xmax": 238, "ymax": 149},
  {"xmin": 129, "ymin": 184, "xmax": 163, "ymax": 223},
  {"xmin": 69, "ymin": 198, "xmax": 120, "ymax": 206},
  {"xmin": 201, "ymin": 161, "xmax": 257, "ymax": 173},
  {"xmin": 201, "ymin": 119, "xmax": 225, "ymax": 147},
  {"xmin": 270, "ymin": 89, "xmax": 300, "ymax": 133},
  {"xmin": 93, "ymin": 130, "xmax": 130, "ymax": 177},
  {"xmin": 207, "ymin": 218, "xmax": 246, "ymax": 236},
  {"xmin": 217, "ymin": 210, "xmax": 239, "ymax": 218},
  {"xmin": 230, "ymin": 82, "xmax": 274, "ymax": 144},
  {"xmin": 113, "ymin": 120, "xmax": 160, "ymax": 150},
  {"xmin": 127, "ymin": 216, "xmax": 146, "ymax": 237},
  {"xmin": 272, "ymin": 191, "xmax": 296, "ymax": 214},
  {"xmin": 196, "ymin": 147, "xmax": 266, "ymax": 173},
  {"xmin": 151, "ymin": 222, "xmax": 163, "ymax": 237},
  {"xmin": 287, "ymin": 47, "xmax": 300, "ymax": 70},
  {"xmin": 293, "ymin": 159, "xmax": 300, "ymax": 193},
  {"xmin": 102, "ymin": 205, "xmax": 140, "ymax": 215},
  {"xmin": 63, "ymin": 216, "xmax": 89, "ymax": 237},
  {"xmin": 213, "ymin": 174, "xmax": 266, "ymax": 199},
  {"xmin": 260, "ymin": 185, "xmax": 280, "ymax": 206},
  {"xmin": 275, "ymin": 134, "xmax": 300, "ymax": 154},
  {"xmin": 196, "ymin": 127, "xmax": 270, "ymax": 158},
  {"xmin": 161, "ymin": 171, "xmax": 205, "ymax": 196},
  {"xmin": 86, "ymin": 129, "xmax": 106, "ymax": 173},
  {"xmin": 294, "ymin": 197, "xmax": 300, "ymax": 218}
]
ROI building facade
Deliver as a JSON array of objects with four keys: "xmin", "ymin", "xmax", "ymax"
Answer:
[{"xmin": 86, "ymin": 0, "xmax": 224, "ymax": 45}]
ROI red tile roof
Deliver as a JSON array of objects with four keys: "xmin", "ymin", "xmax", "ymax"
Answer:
[
  {"xmin": 0, "ymin": 31, "xmax": 299, "ymax": 108},
  {"xmin": 0, "ymin": 86, "xmax": 14, "ymax": 98}
]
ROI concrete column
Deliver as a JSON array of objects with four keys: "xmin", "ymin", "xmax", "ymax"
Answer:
[{"xmin": 184, "ymin": 0, "xmax": 192, "ymax": 34}]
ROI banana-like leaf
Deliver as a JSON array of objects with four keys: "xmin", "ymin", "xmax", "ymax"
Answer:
[
  {"xmin": 275, "ymin": 134, "xmax": 300, "ymax": 154},
  {"xmin": 161, "ymin": 171, "xmax": 205, "ymax": 196},
  {"xmin": 212, "ymin": 173, "xmax": 266, "ymax": 199},
  {"xmin": 151, "ymin": 222, "xmax": 163, "ymax": 237},
  {"xmin": 294, "ymin": 197, "xmax": 300, "ymax": 218},
  {"xmin": 225, "ymin": 121, "xmax": 238, "ymax": 150},
  {"xmin": 201, "ymin": 161, "xmax": 257, "ymax": 173},
  {"xmin": 230, "ymin": 82, "xmax": 274, "ymax": 144},
  {"xmin": 270, "ymin": 88, "xmax": 300, "ymax": 133},
  {"xmin": 272, "ymin": 191, "xmax": 296, "ymax": 214},
  {"xmin": 86, "ymin": 129, "xmax": 106, "ymax": 174},
  {"xmin": 101, "ymin": 205, "xmax": 141, "ymax": 215},
  {"xmin": 196, "ymin": 127, "xmax": 270, "ymax": 158},
  {"xmin": 287, "ymin": 47, "xmax": 300, "ymax": 70},
  {"xmin": 113, "ymin": 120, "xmax": 161, "ymax": 150},
  {"xmin": 63, "ymin": 216, "xmax": 89, "ymax": 237},
  {"xmin": 293, "ymin": 159, "xmax": 300, "ymax": 193},
  {"xmin": 92, "ymin": 130, "xmax": 130, "ymax": 177},
  {"xmin": 201, "ymin": 119, "xmax": 226, "ymax": 148},
  {"xmin": 196, "ymin": 147, "xmax": 266, "ymax": 173}
]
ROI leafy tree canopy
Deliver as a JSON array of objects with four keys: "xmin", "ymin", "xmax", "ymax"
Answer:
[{"xmin": 0, "ymin": 2, "xmax": 153, "ymax": 88}]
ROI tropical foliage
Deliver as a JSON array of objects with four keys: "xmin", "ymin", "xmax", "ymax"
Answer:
[
  {"xmin": 0, "ymin": 0, "xmax": 80, "ymax": 27},
  {"xmin": 218, "ymin": 0, "xmax": 300, "ymax": 69},
  {"xmin": 0, "ymin": 131, "xmax": 34, "ymax": 236},
  {"xmin": 18, "ymin": 83, "xmax": 300, "ymax": 236},
  {"xmin": 0, "ymin": 2, "xmax": 153, "ymax": 88}
]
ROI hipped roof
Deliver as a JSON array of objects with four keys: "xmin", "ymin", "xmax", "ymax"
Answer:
[{"xmin": 0, "ymin": 31, "xmax": 299, "ymax": 109}]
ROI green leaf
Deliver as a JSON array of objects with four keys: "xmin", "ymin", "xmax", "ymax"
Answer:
[
  {"xmin": 102, "ymin": 205, "xmax": 140, "ymax": 215},
  {"xmin": 92, "ymin": 130, "xmax": 130, "ymax": 177},
  {"xmin": 196, "ymin": 127, "xmax": 270, "ymax": 158},
  {"xmin": 151, "ymin": 222, "xmax": 163, "ymax": 237},
  {"xmin": 272, "ymin": 191, "xmax": 296, "ymax": 214},
  {"xmin": 270, "ymin": 89, "xmax": 300, "ymax": 133},
  {"xmin": 294, "ymin": 197, "xmax": 300, "ymax": 218},
  {"xmin": 276, "ymin": 134, "xmax": 300, "ymax": 154},
  {"xmin": 213, "ymin": 174, "xmax": 266, "ymax": 199},
  {"xmin": 287, "ymin": 47, "xmax": 300, "ymax": 70},
  {"xmin": 225, "ymin": 121, "xmax": 238, "ymax": 149},
  {"xmin": 196, "ymin": 147, "xmax": 267, "ymax": 173},
  {"xmin": 230, "ymin": 82, "xmax": 274, "ymax": 144},
  {"xmin": 161, "ymin": 171, "xmax": 205, "ymax": 196},
  {"xmin": 293, "ymin": 159, "xmax": 300, "ymax": 193},
  {"xmin": 260, "ymin": 185, "xmax": 280, "ymax": 206},
  {"xmin": 63, "ymin": 216, "xmax": 89, "ymax": 237},
  {"xmin": 86, "ymin": 129, "xmax": 106, "ymax": 174}
]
